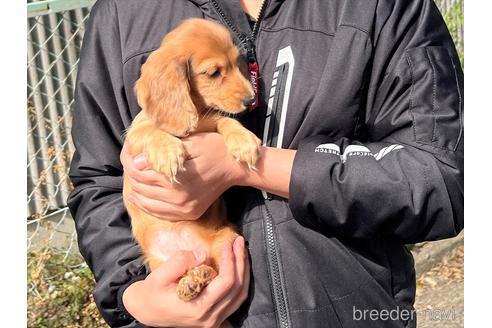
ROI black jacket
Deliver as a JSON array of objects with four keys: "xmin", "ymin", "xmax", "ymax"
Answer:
[{"xmin": 68, "ymin": 0, "xmax": 464, "ymax": 327}]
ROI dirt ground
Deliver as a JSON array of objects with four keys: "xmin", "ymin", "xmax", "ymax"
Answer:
[{"xmin": 414, "ymin": 242, "xmax": 464, "ymax": 328}]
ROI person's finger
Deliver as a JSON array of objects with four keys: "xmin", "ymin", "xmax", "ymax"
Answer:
[
  {"xmin": 128, "ymin": 176, "xmax": 175, "ymax": 202},
  {"xmin": 121, "ymin": 142, "xmax": 174, "ymax": 187},
  {"xmin": 121, "ymin": 144, "xmax": 156, "ymax": 181},
  {"xmin": 151, "ymin": 250, "xmax": 207, "ymax": 287},
  {"xmin": 127, "ymin": 164, "xmax": 173, "ymax": 188},
  {"xmin": 120, "ymin": 141, "xmax": 134, "ymax": 170},
  {"xmin": 133, "ymin": 153, "xmax": 149, "ymax": 170},
  {"xmin": 121, "ymin": 142, "xmax": 149, "ymax": 171},
  {"xmin": 128, "ymin": 191, "xmax": 182, "ymax": 220},
  {"xmin": 207, "ymin": 236, "xmax": 250, "ymax": 321},
  {"xmin": 190, "ymin": 240, "xmax": 236, "ymax": 305},
  {"xmin": 233, "ymin": 236, "xmax": 247, "ymax": 286},
  {"xmin": 221, "ymin": 238, "xmax": 251, "ymax": 316},
  {"xmin": 214, "ymin": 259, "xmax": 250, "ymax": 325}
]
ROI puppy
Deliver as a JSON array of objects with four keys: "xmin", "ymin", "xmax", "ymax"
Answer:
[{"xmin": 123, "ymin": 19, "xmax": 261, "ymax": 301}]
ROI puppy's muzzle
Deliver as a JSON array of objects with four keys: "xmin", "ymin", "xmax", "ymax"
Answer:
[{"xmin": 242, "ymin": 95, "xmax": 256, "ymax": 107}]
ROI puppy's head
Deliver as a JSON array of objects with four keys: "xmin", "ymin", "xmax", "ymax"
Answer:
[{"xmin": 135, "ymin": 19, "xmax": 254, "ymax": 136}]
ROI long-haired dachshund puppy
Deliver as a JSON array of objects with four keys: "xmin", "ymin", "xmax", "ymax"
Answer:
[{"xmin": 123, "ymin": 19, "xmax": 261, "ymax": 301}]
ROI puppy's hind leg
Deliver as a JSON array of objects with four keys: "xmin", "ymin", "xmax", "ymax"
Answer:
[
  {"xmin": 176, "ymin": 264, "xmax": 217, "ymax": 301},
  {"xmin": 175, "ymin": 226, "xmax": 238, "ymax": 302}
]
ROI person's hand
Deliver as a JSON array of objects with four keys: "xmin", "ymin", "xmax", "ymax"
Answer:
[
  {"xmin": 121, "ymin": 133, "xmax": 248, "ymax": 221},
  {"xmin": 122, "ymin": 236, "xmax": 250, "ymax": 327}
]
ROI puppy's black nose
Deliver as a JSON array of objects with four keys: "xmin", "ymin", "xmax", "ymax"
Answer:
[{"xmin": 242, "ymin": 95, "xmax": 256, "ymax": 106}]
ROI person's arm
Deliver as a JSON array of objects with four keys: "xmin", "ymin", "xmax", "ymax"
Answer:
[
  {"xmin": 287, "ymin": 0, "xmax": 463, "ymax": 244},
  {"xmin": 238, "ymin": 147, "xmax": 296, "ymax": 199},
  {"xmin": 67, "ymin": 1, "xmax": 147, "ymax": 326}
]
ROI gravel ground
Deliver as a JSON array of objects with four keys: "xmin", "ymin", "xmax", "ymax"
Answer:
[{"xmin": 414, "ymin": 242, "xmax": 464, "ymax": 328}]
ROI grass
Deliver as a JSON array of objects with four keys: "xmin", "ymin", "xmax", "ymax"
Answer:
[
  {"xmin": 27, "ymin": 247, "xmax": 108, "ymax": 328},
  {"xmin": 443, "ymin": 0, "xmax": 464, "ymax": 67}
]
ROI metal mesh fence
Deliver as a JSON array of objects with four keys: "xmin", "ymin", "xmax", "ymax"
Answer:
[
  {"xmin": 25, "ymin": 0, "xmax": 464, "ymax": 325},
  {"xmin": 27, "ymin": 4, "xmax": 97, "ymax": 325},
  {"xmin": 27, "ymin": 2, "xmax": 92, "ymax": 254}
]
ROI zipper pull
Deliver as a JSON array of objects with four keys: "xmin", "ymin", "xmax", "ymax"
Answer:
[{"xmin": 246, "ymin": 39, "xmax": 260, "ymax": 111}]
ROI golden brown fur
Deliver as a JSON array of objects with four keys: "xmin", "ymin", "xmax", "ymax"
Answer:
[{"xmin": 123, "ymin": 19, "xmax": 261, "ymax": 300}]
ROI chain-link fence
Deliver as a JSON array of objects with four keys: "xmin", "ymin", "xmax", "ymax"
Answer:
[
  {"xmin": 26, "ymin": 1, "xmax": 105, "ymax": 327},
  {"xmin": 27, "ymin": 0, "xmax": 92, "ymax": 251},
  {"xmin": 26, "ymin": 0, "xmax": 464, "ymax": 326}
]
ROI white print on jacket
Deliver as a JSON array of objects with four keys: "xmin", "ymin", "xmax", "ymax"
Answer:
[
  {"xmin": 262, "ymin": 46, "xmax": 295, "ymax": 199},
  {"xmin": 315, "ymin": 143, "xmax": 404, "ymax": 163}
]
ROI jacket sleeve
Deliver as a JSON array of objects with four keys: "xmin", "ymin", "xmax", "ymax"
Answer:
[
  {"xmin": 288, "ymin": 0, "xmax": 463, "ymax": 244},
  {"xmin": 67, "ymin": 1, "xmax": 149, "ymax": 326}
]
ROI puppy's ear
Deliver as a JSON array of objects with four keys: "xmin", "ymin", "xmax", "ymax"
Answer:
[{"xmin": 135, "ymin": 50, "xmax": 198, "ymax": 136}]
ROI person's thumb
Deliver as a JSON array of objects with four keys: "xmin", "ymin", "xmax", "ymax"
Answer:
[
  {"xmin": 133, "ymin": 154, "xmax": 149, "ymax": 170},
  {"xmin": 151, "ymin": 250, "xmax": 206, "ymax": 286}
]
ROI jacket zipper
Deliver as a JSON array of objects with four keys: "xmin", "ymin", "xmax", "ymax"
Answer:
[
  {"xmin": 210, "ymin": 1, "xmax": 291, "ymax": 327},
  {"xmin": 263, "ymin": 202, "xmax": 292, "ymax": 328},
  {"xmin": 210, "ymin": 0, "xmax": 267, "ymax": 46},
  {"xmin": 210, "ymin": 0, "xmax": 267, "ymax": 111}
]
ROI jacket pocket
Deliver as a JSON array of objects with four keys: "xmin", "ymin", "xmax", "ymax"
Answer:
[
  {"xmin": 405, "ymin": 46, "xmax": 462, "ymax": 151},
  {"xmin": 331, "ymin": 282, "xmax": 411, "ymax": 328}
]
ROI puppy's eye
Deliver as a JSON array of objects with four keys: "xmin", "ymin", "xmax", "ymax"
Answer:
[{"xmin": 208, "ymin": 69, "xmax": 221, "ymax": 78}]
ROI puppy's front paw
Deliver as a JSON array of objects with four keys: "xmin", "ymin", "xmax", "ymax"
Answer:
[
  {"xmin": 176, "ymin": 264, "xmax": 217, "ymax": 301},
  {"xmin": 224, "ymin": 130, "xmax": 261, "ymax": 170},
  {"xmin": 146, "ymin": 137, "xmax": 186, "ymax": 182}
]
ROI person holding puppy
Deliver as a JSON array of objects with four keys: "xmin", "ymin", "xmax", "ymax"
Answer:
[{"xmin": 68, "ymin": 0, "xmax": 463, "ymax": 327}]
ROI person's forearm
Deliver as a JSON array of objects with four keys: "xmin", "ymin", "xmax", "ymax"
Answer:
[{"xmin": 237, "ymin": 146, "xmax": 296, "ymax": 199}]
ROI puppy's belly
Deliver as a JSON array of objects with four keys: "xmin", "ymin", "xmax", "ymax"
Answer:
[{"xmin": 148, "ymin": 225, "xmax": 209, "ymax": 262}]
